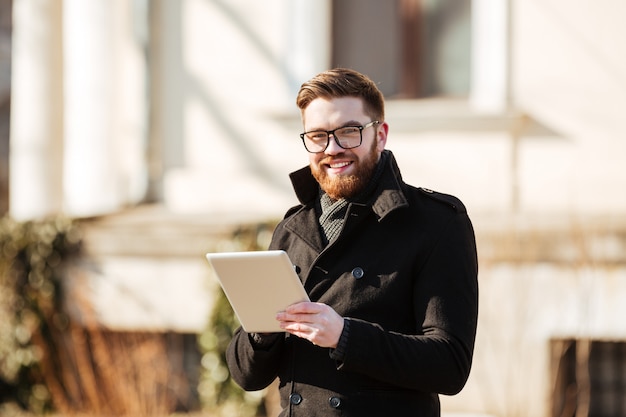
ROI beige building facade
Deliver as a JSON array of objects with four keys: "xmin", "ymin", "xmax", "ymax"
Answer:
[{"xmin": 7, "ymin": 0, "xmax": 626, "ymax": 416}]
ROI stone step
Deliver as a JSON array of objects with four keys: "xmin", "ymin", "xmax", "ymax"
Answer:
[{"xmin": 78, "ymin": 204, "xmax": 278, "ymax": 257}]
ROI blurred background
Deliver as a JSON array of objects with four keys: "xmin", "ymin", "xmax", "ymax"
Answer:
[{"xmin": 1, "ymin": 0, "xmax": 625, "ymax": 416}]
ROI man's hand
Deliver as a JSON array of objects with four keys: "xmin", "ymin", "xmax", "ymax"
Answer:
[{"xmin": 276, "ymin": 302, "xmax": 344, "ymax": 348}]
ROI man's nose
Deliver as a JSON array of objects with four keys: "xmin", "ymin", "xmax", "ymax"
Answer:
[{"xmin": 325, "ymin": 134, "xmax": 342, "ymax": 155}]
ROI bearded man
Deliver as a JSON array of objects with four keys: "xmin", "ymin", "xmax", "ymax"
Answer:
[{"xmin": 226, "ymin": 68, "xmax": 479, "ymax": 417}]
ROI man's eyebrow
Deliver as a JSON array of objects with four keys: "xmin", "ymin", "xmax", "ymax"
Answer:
[
  {"xmin": 307, "ymin": 120, "xmax": 362, "ymax": 131},
  {"xmin": 340, "ymin": 120, "xmax": 362, "ymax": 127}
]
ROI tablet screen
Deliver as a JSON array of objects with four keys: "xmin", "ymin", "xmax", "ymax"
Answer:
[{"xmin": 205, "ymin": 250, "xmax": 309, "ymax": 333}]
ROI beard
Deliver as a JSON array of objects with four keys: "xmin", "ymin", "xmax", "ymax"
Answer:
[{"xmin": 311, "ymin": 140, "xmax": 380, "ymax": 201}]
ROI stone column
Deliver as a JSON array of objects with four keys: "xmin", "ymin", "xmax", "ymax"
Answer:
[
  {"xmin": 286, "ymin": 0, "xmax": 331, "ymax": 93},
  {"xmin": 62, "ymin": 0, "xmax": 122, "ymax": 216},
  {"xmin": 62, "ymin": 0, "xmax": 149, "ymax": 217},
  {"xmin": 470, "ymin": 0, "xmax": 510, "ymax": 113},
  {"xmin": 9, "ymin": 0, "xmax": 64, "ymax": 220},
  {"xmin": 146, "ymin": 0, "xmax": 184, "ymax": 202}
]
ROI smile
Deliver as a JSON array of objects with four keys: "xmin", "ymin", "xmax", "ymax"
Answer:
[{"xmin": 328, "ymin": 161, "xmax": 352, "ymax": 169}]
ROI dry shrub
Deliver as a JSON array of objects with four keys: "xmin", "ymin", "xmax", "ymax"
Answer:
[
  {"xmin": 34, "ymin": 272, "xmax": 195, "ymax": 416},
  {"xmin": 0, "ymin": 216, "xmax": 196, "ymax": 416},
  {"xmin": 35, "ymin": 324, "xmax": 189, "ymax": 416}
]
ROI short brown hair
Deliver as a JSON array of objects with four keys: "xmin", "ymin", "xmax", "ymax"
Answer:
[{"xmin": 296, "ymin": 68, "xmax": 385, "ymax": 121}]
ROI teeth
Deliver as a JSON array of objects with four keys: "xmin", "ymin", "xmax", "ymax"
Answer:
[{"xmin": 329, "ymin": 161, "xmax": 351, "ymax": 168}]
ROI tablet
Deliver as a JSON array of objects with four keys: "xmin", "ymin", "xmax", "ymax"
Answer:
[{"xmin": 205, "ymin": 250, "xmax": 309, "ymax": 333}]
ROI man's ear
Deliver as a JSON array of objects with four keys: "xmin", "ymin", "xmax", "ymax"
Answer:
[{"xmin": 376, "ymin": 121, "xmax": 389, "ymax": 151}]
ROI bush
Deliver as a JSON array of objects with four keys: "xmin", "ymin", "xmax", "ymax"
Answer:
[
  {"xmin": 0, "ymin": 216, "xmax": 81, "ymax": 413},
  {"xmin": 0, "ymin": 215, "xmax": 281, "ymax": 416},
  {"xmin": 0, "ymin": 216, "xmax": 198, "ymax": 416}
]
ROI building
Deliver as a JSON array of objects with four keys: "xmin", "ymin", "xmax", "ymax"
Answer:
[{"xmin": 5, "ymin": 0, "xmax": 626, "ymax": 416}]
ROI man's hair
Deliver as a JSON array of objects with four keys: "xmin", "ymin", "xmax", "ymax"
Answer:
[{"xmin": 296, "ymin": 68, "xmax": 385, "ymax": 122}]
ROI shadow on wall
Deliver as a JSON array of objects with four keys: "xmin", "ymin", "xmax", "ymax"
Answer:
[
  {"xmin": 0, "ymin": 97, "xmax": 9, "ymax": 215},
  {"xmin": 0, "ymin": 0, "xmax": 11, "ymax": 215}
]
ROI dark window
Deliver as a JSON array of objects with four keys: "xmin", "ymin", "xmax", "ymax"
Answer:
[
  {"xmin": 331, "ymin": 0, "xmax": 471, "ymax": 99},
  {"xmin": 552, "ymin": 339, "xmax": 626, "ymax": 417}
]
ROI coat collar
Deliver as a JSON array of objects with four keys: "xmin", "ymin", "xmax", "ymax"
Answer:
[{"xmin": 288, "ymin": 150, "xmax": 409, "ymax": 221}]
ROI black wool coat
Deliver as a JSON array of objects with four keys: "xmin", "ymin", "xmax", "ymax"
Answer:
[{"xmin": 226, "ymin": 150, "xmax": 479, "ymax": 417}]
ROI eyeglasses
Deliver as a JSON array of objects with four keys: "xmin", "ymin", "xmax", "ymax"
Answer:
[{"xmin": 299, "ymin": 121, "xmax": 380, "ymax": 153}]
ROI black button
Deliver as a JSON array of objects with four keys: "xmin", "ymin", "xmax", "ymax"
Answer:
[
  {"xmin": 351, "ymin": 267, "xmax": 364, "ymax": 279},
  {"xmin": 329, "ymin": 396, "xmax": 341, "ymax": 408},
  {"xmin": 293, "ymin": 265, "xmax": 301, "ymax": 274},
  {"xmin": 289, "ymin": 393, "xmax": 302, "ymax": 405}
]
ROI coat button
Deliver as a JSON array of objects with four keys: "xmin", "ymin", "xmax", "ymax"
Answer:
[
  {"xmin": 329, "ymin": 396, "xmax": 341, "ymax": 408},
  {"xmin": 351, "ymin": 267, "xmax": 364, "ymax": 279},
  {"xmin": 289, "ymin": 393, "xmax": 302, "ymax": 405}
]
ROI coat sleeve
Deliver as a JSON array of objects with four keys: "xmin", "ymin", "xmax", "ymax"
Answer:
[
  {"xmin": 225, "ymin": 328, "xmax": 286, "ymax": 391},
  {"xmin": 334, "ymin": 211, "xmax": 479, "ymax": 395}
]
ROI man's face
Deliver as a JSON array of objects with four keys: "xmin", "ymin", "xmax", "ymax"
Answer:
[{"xmin": 302, "ymin": 97, "xmax": 388, "ymax": 200}]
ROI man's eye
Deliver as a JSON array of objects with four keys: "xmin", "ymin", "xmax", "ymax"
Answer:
[
  {"xmin": 307, "ymin": 132, "xmax": 327, "ymax": 140},
  {"xmin": 337, "ymin": 127, "xmax": 360, "ymax": 136}
]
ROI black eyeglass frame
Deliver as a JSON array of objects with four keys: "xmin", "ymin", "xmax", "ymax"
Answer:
[{"xmin": 299, "ymin": 120, "xmax": 380, "ymax": 153}]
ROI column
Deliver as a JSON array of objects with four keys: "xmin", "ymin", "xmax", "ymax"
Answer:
[
  {"xmin": 9, "ymin": 0, "xmax": 64, "ymax": 220},
  {"xmin": 470, "ymin": 0, "xmax": 510, "ymax": 113},
  {"xmin": 286, "ymin": 0, "xmax": 332, "ymax": 94},
  {"xmin": 62, "ymin": 0, "xmax": 126, "ymax": 216}
]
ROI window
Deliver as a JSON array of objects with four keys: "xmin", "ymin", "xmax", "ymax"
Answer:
[
  {"xmin": 552, "ymin": 339, "xmax": 626, "ymax": 417},
  {"xmin": 331, "ymin": 0, "xmax": 472, "ymax": 99}
]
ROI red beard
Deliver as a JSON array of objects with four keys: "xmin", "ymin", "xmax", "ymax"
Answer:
[{"xmin": 311, "ymin": 140, "xmax": 379, "ymax": 200}]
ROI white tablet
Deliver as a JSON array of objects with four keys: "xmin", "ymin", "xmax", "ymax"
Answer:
[{"xmin": 205, "ymin": 250, "xmax": 309, "ymax": 333}]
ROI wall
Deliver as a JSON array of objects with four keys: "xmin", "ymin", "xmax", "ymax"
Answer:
[
  {"xmin": 513, "ymin": 0, "xmax": 626, "ymax": 213},
  {"xmin": 442, "ymin": 215, "xmax": 626, "ymax": 416}
]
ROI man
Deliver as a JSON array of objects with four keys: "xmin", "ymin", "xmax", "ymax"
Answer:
[{"xmin": 226, "ymin": 68, "xmax": 478, "ymax": 416}]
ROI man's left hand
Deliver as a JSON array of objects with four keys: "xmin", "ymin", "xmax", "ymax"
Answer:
[{"xmin": 277, "ymin": 302, "xmax": 344, "ymax": 348}]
